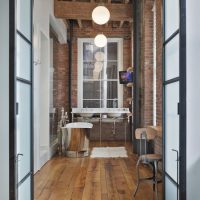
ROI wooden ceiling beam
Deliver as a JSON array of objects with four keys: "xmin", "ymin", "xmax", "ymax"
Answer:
[{"xmin": 54, "ymin": 0, "xmax": 133, "ymax": 21}]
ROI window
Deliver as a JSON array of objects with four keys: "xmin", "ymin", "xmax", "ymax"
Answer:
[{"xmin": 78, "ymin": 38, "xmax": 123, "ymax": 108}]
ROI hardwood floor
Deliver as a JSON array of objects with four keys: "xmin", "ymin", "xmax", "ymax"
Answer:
[{"xmin": 34, "ymin": 141, "xmax": 162, "ymax": 200}]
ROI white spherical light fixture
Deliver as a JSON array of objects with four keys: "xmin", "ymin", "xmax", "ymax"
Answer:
[
  {"xmin": 92, "ymin": 6, "xmax": 110, "ymax": 25},
  {"xmin": 94, "ymin": 34, "xmax": 107, "ymax": 47},
  {"xmin": 95, "ymin": 51, "xmax": 104, "ymax": 61}
]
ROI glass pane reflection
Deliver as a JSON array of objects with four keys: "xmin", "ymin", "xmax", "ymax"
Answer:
[
  {"xmin": 83, "ymin": 43, "xmax": 93, "ymax": 61},
  {"xmin": 83, "ymin": 81, "xmax": 100, "ymax": 99},
  {"xmin": 83, "ymin": 62, "xmax": 94, "ymax": 79},
  {"xmin": 83, "ymin": 100, "xmax": 100, "ymax": 108},
  {"xmin": 17, "ymin": 0, "xmax": 31, "ymax": 40},
  {"xmin": 107, "ymin": 81, "xmax": 118, "ymax": 99},
  {"xmin": 107, "ymin": 100, "xmax": 118, "ymax": 108},
  {"xmin": 107, "ymin": 62, "xmax": 118, "ymax": 79},
  {"xmin": 107, "ymin": 42, "xmax": 117, "ymax": 60}
]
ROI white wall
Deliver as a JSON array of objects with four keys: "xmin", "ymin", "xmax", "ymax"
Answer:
[
  {"xmin": 0, "ymin": 0, "xmax": 9, "ymax": 199},
  {"xmin": 33, "ymin": 0, "xmax": 67, "ymax": 172},
  {"xmin": 186, "ymin": 0, "xmax": 200, "ymax": 199},
  {"xmin": 33, "ymin": 0, "xmax": 67, "ymax": 44}
]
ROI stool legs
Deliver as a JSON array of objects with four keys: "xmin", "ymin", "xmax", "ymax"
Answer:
[
  {"xmin": 154, "ymin": 160, "xmax": 159, "ymax": 200},
  {"xmin": 133, "ymin": 159, "xmax": 160, "ymax": 200},
  {"xmin": 133, "ymin": 158, "xmax": 141, "ymax": 198}
]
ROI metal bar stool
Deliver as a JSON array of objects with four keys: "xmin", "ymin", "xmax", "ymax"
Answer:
[{"xmin": 133, "ymin": 127, "xmax": 162, "ymax": 200}]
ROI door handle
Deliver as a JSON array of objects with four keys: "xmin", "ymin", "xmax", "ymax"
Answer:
[
  {"xmin": 16, "ymin": 153, "xmax": 23, "ymax": 200},
  {"xmin": 16, "ymin": 102, "xmax": 19, "ymax": 115},
  {"xmin": 177, "ymin": 102, "xmax": 180, "ymax": 115},
  {"xmin": 16, "ymin": 153, "xmax": 23, "ymax": 162},
  {"xmin": 171, "ymin": 149, "xmax": 179, "ymax": 200},
  {"xmin": 172, "ymin": 149, "xmax": 179, "ymax": 161}
]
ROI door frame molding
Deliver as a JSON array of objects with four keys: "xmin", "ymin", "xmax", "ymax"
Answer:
[
  {"xmin": 9, "ymin": 0, "xmax": 16, "ymax": 198},
  {"xmin": 179, "ymin": 0, "xmax": 186, "ymax": 199}
]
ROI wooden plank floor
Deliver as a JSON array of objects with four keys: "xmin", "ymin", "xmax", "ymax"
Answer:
[{"xmin": 34, "ymin": 141, "xmax": 162, "ymax": 200}]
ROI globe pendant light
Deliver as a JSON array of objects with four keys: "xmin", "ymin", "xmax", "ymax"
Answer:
[
  {"xmin": 94, "ymin": 34, "xmax": 107, "ymax": 47},
  {"xmin": 92, "ymin": 6, "xmax": 110, "ymax": 25}
]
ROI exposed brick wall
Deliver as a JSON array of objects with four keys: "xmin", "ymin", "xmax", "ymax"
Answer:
[
  {"xmin": 137, "ymin": 0, "xmax": 162, "ymax": 154},
  {"xmin": 141, "ymin": 0, "xmax": 154, "ymax": 126},
  {"xmin": 155, "ymin": 0, "xmax": 163, "ymax": 154},
  {"xmin": 71, "ymin": 24, "xmax": 132, "ymax": 108},
  {"xmin": 53, "ymin": 41, "xmax": 69, "ymax": 119},
  {"xmin": 140, "ymin": 0, "xmax": 162, "ymax": 127},
  {"xmin": 156, "ymin": 0, "xmax": 163, "ymax": 127}
]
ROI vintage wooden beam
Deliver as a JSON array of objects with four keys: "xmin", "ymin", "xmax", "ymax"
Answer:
[{"xmin": 54, "ymin": 0, "xmax": 133, "ymax": 21}]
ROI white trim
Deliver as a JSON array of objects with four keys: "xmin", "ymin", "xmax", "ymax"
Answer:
[
  {"xmin": 77, "ymin": 38, "xmax": 123, "ymax": 108},
  {"xmin": 78, "ymin": 38, "xmax": 83, "ymax": 107}
]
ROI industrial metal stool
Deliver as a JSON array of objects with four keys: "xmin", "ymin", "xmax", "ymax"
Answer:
[{"xmin": 133, "ymin": 127, "xmax": 162, "ymax": 200}]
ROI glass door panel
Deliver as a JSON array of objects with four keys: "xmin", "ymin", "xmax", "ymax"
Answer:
[
  {"xmin": 17, "ymin": 0, "xmax": 31, "ymax": 40},
  {"xmin": 165, "ymin": 0, "xmax": 179, "ymax": 39},
  {"xmin": 165, "ymin": 82, "xmax": 179, "ymax": 181},
  {"xmin": 18, "ymin": 176, "xmax": 31, "ymax": 200},
  {"xmin": 165, "ymin": 34, "xmax": 179, "ymax": 81},
  {"xmin": 165, "ymin": 176, "xmax": 178, "ymax": 200},
  {"xmin": 16, "ymin": 82, "xmax": 31, "ymax": 182},
  {"xmin": 164, "ymin": 0, "xmax": 180, "ymax": 199},
  {"xmin": 16, "ymin": 0, "xmax": 33, "ymax": 199},
  {"xmin": 16, "ymin": 35, "xmax": 31, "ymax": 81}
]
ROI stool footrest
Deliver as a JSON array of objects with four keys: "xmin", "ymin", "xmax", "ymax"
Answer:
[{"xmin": 139, "ymin": 176, "xmax": 154, "ymax": 181}]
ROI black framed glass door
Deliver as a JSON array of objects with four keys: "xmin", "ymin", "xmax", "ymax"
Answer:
[
  {"xmin": 163, "ymin": 0, "xmax": 180, "ymax": 199},
  {"xmin": 9, "ymin": 0, "xmax": 33, "ymax": 199},
  {"xmin": 163, "ymin": 0, "xmax": 186, "ymax": 199},
  {"xmin": 16, "ymin": 0, "xmax": 33, "ymax": 199}
]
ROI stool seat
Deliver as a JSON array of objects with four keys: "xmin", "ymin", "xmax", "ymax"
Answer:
[{"xmin": 140, "ymin": 154, "xmax": 162, "ymax": 163}]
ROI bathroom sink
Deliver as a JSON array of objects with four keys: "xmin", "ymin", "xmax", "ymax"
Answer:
[
  {"xmin": 65, "ymin": 122, "xmax": 93, "ymax": 128},
  {"xmin": 107, "ymin": 113, "xmax": 122, "ymax": 118},
  {"xmin": 79, "ymin": 113, "xmax": 94, "ymax": 118}
]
